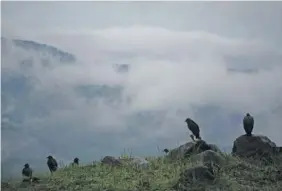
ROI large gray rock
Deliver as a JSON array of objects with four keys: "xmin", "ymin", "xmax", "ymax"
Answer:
[
  {"xmin": 209, "ymin": 144, "xmax": 222, "ymax": 153},
  {"xmin": 101, "ymin": 156, "xmax": 122, "ymax": 166},
  {"xmin": 191, "ymin": 150, "xmax": 225, "ymax": 167},
  {"xmin": 184, "ymin": 140, "xmax": 216, "ymax": 157},
  {"xmin": 168, "ymin": 142, "xmax": 195, "ymax": 160},
  {"xmin": 232, "ymin": 135, "xmax": 277, "ymax": 158},
  {"xmin": 168, "ymin": 140, "xmax": 221, "ymax": 160}
]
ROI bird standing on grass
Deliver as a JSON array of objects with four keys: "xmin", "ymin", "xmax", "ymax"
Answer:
[
  {"xmin": 73, "ymin": 157, "xmax": 79, "ymax": 165},
  {"xmin": 47, "ymin": 155, "xmax": 58, "ymax": 173},
  {"xmin": 163, "ymin": 148, "xmax": 169, "ymax": 154},
  {"xmin": 71, "ymin": 157, "xmax": 79, "ymax": 167},
  {"xmin": 185, "ymin": 118, "xmax": 201, "ymax": 141},
  {"xmin": 22, "ymin": 163, "xmax": 40, "ymax": 183},
  {"xmin": 22, "ymin": 163, "xmax": 32, "ymax": 181}
]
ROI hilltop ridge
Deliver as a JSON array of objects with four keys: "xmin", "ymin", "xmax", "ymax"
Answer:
[
  {"xmin": 2, "ymin": 134, "xmax": 282, "ymax": 191},
  {"xmin": 1, "ymin": 37, "xmax": 76, "ymax": 63}
]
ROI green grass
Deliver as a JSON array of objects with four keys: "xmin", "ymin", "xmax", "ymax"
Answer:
[{"xmin": 2, "ymin": 153, "xmax": 282, "ymax": 191}]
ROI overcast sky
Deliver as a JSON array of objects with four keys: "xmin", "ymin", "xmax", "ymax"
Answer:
[
  {"xmin": 2, "ymin": 1, "xmax": 282, "ymax": 43},
  {"xmin": 1, "ymin": 1, "xmax": 282, "ymax": 178}
]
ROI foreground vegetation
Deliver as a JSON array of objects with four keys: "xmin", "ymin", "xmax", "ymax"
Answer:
[{"xmin": 2, "ymin": 152, "xmax": 282, "ymax": 191}]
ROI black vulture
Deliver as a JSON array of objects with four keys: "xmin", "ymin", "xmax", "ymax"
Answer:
[
  {"xmin": 73, "ymin": 157, "xmax": 79, "ymax": 165},
  {"xmin": 22, "ymin": 163, "xmax": 32, "ymax": 178},
  {"xmin": 163, "ymin": 148, "xmax": 169, "ymax": 154},
  {"xmin": 47, "ymin": 155, "xmax": 58, "ymax": 173},
  {"xmin": 185, "ymin": 118, "xmax": 201, "ymax": 140},
  {"xmin": 243, "ymin": 113, "xmax": 254, "ymax": 136}
]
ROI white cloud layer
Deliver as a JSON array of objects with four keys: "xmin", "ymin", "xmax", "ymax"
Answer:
[
  {"xmin": 3, "ymin": 25, "xmax": 282, "ymax": 141},
  {"xmin": 26, "ymin": 26, "xmax": 282, "ymax": 113}
]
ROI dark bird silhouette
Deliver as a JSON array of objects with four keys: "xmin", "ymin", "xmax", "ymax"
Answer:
[
  {"xmin": 22, "ymin": 163, "xmax": 32, "ymax": 179},
  {"xmin": 71, "ymin": 157, "xmax": 79, "ymax": 167},
  {"xmin": 21, "ymin": 163, "xmax": 40, "ymax": 183},
  {"xmin": 243, "ymin": 113, "xmax": 254, "ymax": 136},
  {"xmin": 163, "ymin": 148, "xmax": 169, "ymax": 154},
  {"xmin": 185, "ymin": 118, "xmax": 201, "ymax": 140},
  {"xmin": 47, "ymin": 155, "xmax": 58, "ymax": 173},
  {"xmin": 73, "ymin": 157, "xmax": 79, "ymax": 165}
]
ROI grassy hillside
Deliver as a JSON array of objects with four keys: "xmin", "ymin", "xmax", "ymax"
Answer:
[{"xmin": 2, "ymin": 153, "xmax": 282, "ymax": 191}]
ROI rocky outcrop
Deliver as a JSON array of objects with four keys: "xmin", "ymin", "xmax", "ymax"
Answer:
[
  {"xmin": 167, "ymin": 140, "xmax": 221, "ymax": 160},
  {"xmin": 101, "ymin": 156, "xmax": 122, "ymax": 166},
  {"xmin": 168, "ymin": 142, "xmax": 194, "ymax": 160},
  {"xmin": 191, "ymin": 150, "xmax": 225, "ymax": 167},
  {"xmin": 232, "ymin": 135, "xmax": 278, "ymax": 159},
  {"xmin": 209, "ymin": 144, "xmax": 222, "ymax": 153}
]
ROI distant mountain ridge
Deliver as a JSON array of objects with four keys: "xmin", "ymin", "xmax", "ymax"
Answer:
[
  {"xmin": 1, "ymin": 37, "xmax": 129, "ymax": 179},
  {"xmin": 1, "ymin": 37, "xmax": 76, "ymax": 63}
]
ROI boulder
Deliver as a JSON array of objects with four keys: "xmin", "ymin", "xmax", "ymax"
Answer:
[
  {"xmin": 168, "ymin": 142, "xmax": 194, "ymax": 160},
  {"xmin": 191, "ymin": 150, "xmax": 225, "ymax": 167},
  {"xmin": 209, "ymin": 144, "xmax": 222, "ymax": 153},
  {"xmin": 184, "ymin": 140, "xmax": 214, "ymax": 157},
  {"xmin": 168, "ymin": 140, "xmax": 221, "ymax": 160},
  {"xmin": 232, "ymin": 135, "xmax": 277, "ymax": 159},
  {"xmin": 101, "ymin": 156, "xmax": 122, "ymax": 166}
]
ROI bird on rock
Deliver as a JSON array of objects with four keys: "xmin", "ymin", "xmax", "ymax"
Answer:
[
  {"xmin": 185, "ymin": 118, "xmax": 201, "ymax": 141},
  {"xmin": 243, "ymin": 113, "xmax": 254, "ymax": 136}
]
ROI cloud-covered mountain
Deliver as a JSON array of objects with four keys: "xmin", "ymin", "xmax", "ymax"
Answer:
[
  {"xmin": 1, "ymin": 27, "xmax": 282, "ymax": 180},
  {"xmin": 1, "ymin": 37, "xmax": 154, "ymax": 179},
  {"xmin": 1, "ymin": 38, "xmax": 74, "ymax": 178}
]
